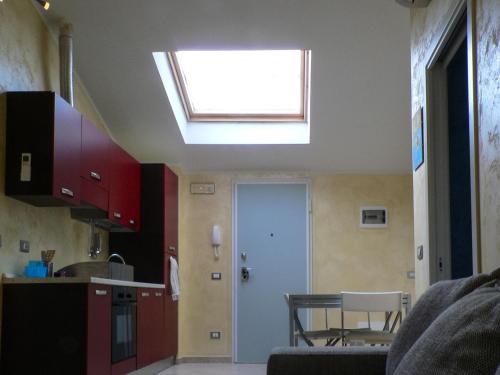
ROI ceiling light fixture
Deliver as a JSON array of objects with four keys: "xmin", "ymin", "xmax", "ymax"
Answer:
[{"xmin": 35, "ymin": 0, "xmax": 50, "ymax": 10}]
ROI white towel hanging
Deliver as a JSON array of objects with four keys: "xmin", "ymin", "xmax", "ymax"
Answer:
[{"xmin": 170, "ymin": 256, "xmax": 180, "ymax": 301}]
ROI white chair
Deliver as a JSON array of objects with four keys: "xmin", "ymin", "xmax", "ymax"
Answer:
[{"xmin": 340, "ymin": 291, "xmax": 403, "ymax": 346}]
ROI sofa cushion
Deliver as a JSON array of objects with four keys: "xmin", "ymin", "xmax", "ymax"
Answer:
[
  {"xmin": 386, "ymin": 273, "xmax": 497, "ymax": 375},
  {"xmin": 267, "ymin": 346, "xmax": 389, "ymax": 375},
  {"xmin": 392, "ymin": 283, "xmax": 500, "ymax": 375}
]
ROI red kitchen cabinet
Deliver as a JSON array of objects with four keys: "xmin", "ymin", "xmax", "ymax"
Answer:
[
  {"xmin": 80, "ymin": 116, "xmax": 111, "ymax": 211},
  {"xmin": 5, "ymin": 91, "xmax": 81, "ymax": 206},
  {"xmin": 81, "ymin": 117, "xmax": 111, "ymax": 190},
  {"xmin": 164, "ymin": 167, "xmax": 179, "ymax": 255},
  {"xmin": 109, "ymin": 142, "xmax": 140, "ymax": 231},
  {"xmin": 1, "ymin": 283, "xmax": 112, "ymax": 375},
  {"xmin": 111, "ymin": 357, "xmax": 136, "ymax": 375},
  {"xmin": 163, "ymin": 256, "xmax": 179, "ymax": 358},
  {"xmin": 137, "ymin": 288, "xmax": 165, "ymax": 368},
  {"xmin": 110, "ymin": 164, "xmax": 178, "ymax": 362},
  {"xmin": 87, "ymin": 284, "xmax": 112, "ymax": 375}
]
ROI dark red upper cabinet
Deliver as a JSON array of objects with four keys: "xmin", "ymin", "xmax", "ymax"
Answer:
[
  {"xmin": 81, "ymin": 117, "xmax": 110, "ymax": 190},
  {"xmin": 80, "ymin": 117, "xmax": 111, "ymax": 211},
  {"xmin": 109, "ymin": 142, "xmax": 140, "ymax": 231},
  {"xmin": 5, "ymin": 91, "xmax": 81, "ymax": 206}
]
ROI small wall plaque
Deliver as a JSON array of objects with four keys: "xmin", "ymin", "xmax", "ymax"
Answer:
[
  {"xmin": 190, "ymin": 183, "xmax": 215, "ymax": 194},
  {"xmin": 360, "ymin": 206, "xmax": 388, "ymax": 228}
]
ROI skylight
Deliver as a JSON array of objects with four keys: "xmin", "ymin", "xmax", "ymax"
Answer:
[
  {"xmin": 152, "ymin": 50, "xmax": 311, "ymax": 144},
  {"xmin": 168, "ymin": 50, "xmax": 309, "ymax": 122}
]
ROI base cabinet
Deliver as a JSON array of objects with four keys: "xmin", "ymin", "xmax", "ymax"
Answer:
[
  {"xmin": 87, "ymin": 285, "xmax": 112, "ymax": 375},
  {"xmin": 0, "ymin": 283, "xmax": 111, "ymax": 375},
  {"xmin": 137, "ymin": 288, "xmax": 165, "ymax": 368},
  {"xmin": 111, "ymin": 357, "xmax": 137, "ymax": 375}
]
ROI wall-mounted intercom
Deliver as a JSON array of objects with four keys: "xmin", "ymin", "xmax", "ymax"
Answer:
[{"xmin": 212, "ymin": 225, "xmax": 221, "ymax": 259}]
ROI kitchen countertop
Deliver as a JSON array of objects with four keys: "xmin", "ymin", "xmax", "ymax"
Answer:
[{"xmin": 2, "ymin": 275, "xmax": 165, "ymax": 289}]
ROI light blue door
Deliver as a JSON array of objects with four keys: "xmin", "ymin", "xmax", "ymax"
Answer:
[{"xmin": 235, "ymin": 183, "xmax": 309, "ymax": 363}]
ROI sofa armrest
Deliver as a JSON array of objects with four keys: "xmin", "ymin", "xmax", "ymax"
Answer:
[{"xmin": 267, "ymin": 346, "xmax": 389, "ymax": 375}]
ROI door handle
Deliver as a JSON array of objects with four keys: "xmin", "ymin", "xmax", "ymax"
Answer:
[{"xmin": 241, "ymin": 267, "xmax": 252, "ymax": 282}]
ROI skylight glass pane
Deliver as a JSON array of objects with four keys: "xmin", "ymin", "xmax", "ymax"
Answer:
[{"xmin": 174, "ymin": 50, "xmax": 304, "ymax": 117}]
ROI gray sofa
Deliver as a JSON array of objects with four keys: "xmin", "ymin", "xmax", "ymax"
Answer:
[{"xmin": 267, "ymin": 269, "xmax": 500, "ymax": 375}]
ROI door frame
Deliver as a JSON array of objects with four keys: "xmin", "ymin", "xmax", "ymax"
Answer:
[
  {"xmin": 231, "ymin": 179, "xmax": 312, "ymax": 362},
  {"xmin": 424, "ymin": 0, "xmax": 481, "ymax": 283}
]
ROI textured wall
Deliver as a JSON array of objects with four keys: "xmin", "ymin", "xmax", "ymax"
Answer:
[
  {"xmin": 0, "ymin": 0, "xmax": 110, "ymax": 338},
  {"xmin": 410, "ymin": 0, "xmax": 500, "ymax": 296},
  {"xmin": 477, "ymin": 0, "xmax": 500, "ymax": 272},
  {"xmin": 178, "ymin": 173, "xmax": 414, "ymax": 358},
  {"xmin": 410, "ymin": 0, "xmax": 458, "ymax": 297}
]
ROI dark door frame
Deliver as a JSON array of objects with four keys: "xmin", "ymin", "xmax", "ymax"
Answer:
[{"xmin": 424, "ymin": 0, "xmax": 481, "ymax": 283}]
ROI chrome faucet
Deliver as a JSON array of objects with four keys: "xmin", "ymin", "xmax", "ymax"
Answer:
[
  {"xmin": 107, "ymin": 253, "xmax": 126, "ymax": 264},
  {"xmin": 88, "ymin": 219, "xmax": 101, "ymax": 259}
]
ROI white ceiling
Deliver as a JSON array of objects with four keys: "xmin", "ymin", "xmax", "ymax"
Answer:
[{"xmin": 43, "ymin": 0, "xmax": 411, "ymax": 173}]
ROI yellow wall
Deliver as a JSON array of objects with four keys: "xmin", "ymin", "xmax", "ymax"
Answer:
[
  {"xmin": 476, "ymin": 0, "xmax": 500, "ymax": 273},
  {"xmin": 178, "ymin": 173, "xmax": 414, "ymax": 359},
  {"xmin": 410, "ymin": 0, "xmax": 500, "ymax": 296},
  {"xmin": 0, "ymin": 0, "xmax": 110, "ymax": 338}
]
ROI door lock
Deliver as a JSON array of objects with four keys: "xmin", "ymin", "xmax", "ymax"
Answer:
[
  {"xmin": 241, "ymin": 251, "xmax": 247, "ymax": 261},
  {"xmin": 241, "ymin": 267, "xmax": 252, "ymax": 282}
]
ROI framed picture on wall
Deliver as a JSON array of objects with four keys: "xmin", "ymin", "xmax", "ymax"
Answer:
[{"xmin": 412, "ymin": 107, "xmax": 424, "ymax": 171}]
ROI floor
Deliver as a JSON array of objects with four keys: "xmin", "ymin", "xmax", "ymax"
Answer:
[{"xmin": 158, "ymin": 364, "xmax": 267, "ymax": 375}]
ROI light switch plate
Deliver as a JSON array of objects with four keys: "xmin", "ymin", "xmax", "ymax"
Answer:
[
  {"xmin": 20, "ymin": 240, "xmax": 30, "ymax": 253},
  {"xmin": 211, "ymin": 272, "xmax": 222, "ymax": 280},
  {"xmin": 210, "ymin": 331, "xmax": 221, "ymax": 340},
  {"xmin": 407, "ymin": 271, "xmax": 416, "ymax": 279}
]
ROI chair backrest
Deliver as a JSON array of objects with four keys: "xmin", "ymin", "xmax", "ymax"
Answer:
[{"xmin": 341, "ymin": 291, "xmax": 403, "ymax": 312}]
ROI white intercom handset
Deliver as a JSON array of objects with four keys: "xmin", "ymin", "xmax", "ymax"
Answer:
[{"xmin": 212, "ymin": 225, "xmax": 221, "ymax": 259}]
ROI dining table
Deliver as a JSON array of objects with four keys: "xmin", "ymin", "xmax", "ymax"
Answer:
[{"xmin": 287, "ymin": 293, "xmax": 412, "ymax": 346}]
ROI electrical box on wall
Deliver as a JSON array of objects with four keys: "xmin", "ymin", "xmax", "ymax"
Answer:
[
  {"xmin": 360, "ymin": 206, "xmax": 388, "ymax": 228},
  {"xmin": 190, "ymin": 183, "xmax": 215, "ymax": 194}
]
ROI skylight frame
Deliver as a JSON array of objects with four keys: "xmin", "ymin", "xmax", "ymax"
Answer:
[{"xmin": 167, "ymin": 50, "xmax": 310, "ymax": 123}]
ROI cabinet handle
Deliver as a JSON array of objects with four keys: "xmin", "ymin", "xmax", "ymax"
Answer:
[
  {"xmin": 141, "ymin": 292, "xmax": 150, "ymax": 297},
  {"xmin": 168, "ymin": 246, "xmax": 176, "ymax": 252},
  {"xmin": 113, "ymin": 212, "xmax": 122, "ymax": 219},
  {"xmin": 90, "ymin": 171, "xmax": 101, "ymax": 181},
  {"xmin": 95, "ymin": 289, "xmax": 108, "ymax": 296},
  {"xmin": 155, "ymin": 292, "xmax": 163, "ymax": 297},
  {"xmin": 61, "ymin": 187, "xmax": 74, "ymax": 197},
  {"xmin": 129, "ymin": 219, "xmax": 135, "ymax": 225}
]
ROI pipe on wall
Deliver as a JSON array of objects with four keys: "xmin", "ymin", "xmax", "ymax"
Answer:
[{"xmin": 59, "ymin": 23, "xmax": 74, "ymax": 106}]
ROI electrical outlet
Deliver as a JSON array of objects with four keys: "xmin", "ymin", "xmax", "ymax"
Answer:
[
  {"xmin": 20, "ymin": 240, "xmax": 30, "ymax": 253},
  {"xmin": 210, "ymin": 331, "xmax": 221, "ymax": 340},
  {"xmin": 211, "ymin": 272, "xmax": 222, "ymax": 280}
]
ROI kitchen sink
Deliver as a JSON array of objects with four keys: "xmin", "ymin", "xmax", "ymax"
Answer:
[{"xmin": 56, "ymin": 261, "xmax": 134, "ymax": 281}]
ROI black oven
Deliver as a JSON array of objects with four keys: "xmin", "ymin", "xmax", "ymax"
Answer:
[{"xmin": 112, "ymin": 286, "xmax": 137, "ymax": 363}]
